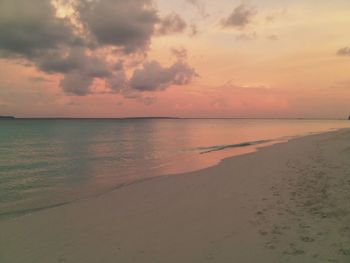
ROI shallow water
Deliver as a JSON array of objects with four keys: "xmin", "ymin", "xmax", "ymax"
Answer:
[{"xmin": 1, "ymin": 118, "xmax": 349, "ymax": 217}]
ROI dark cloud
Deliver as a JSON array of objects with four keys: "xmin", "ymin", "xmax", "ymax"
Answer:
[
  {"xmin": 221, "ymin": 3, "xmax": 257, "ymax": 29},
  {"xmin": 156, "ymin": 13, "xmax": 187, "ymax": 35},
  {"xmin": 39, "ymin": 47, "xmax": 111, "ymax": 95},
  {"xmin": 76, "ymin": 0, "xmax": 158, "ymax": 53},
  {"xmin": 130, "ymin": 60, "xmax": 197, "ymax": 91},
  {"xmin": 337, "ymin": 47, "xmax": 350, "ymax": 56},
  {"xmin": 107, "ymin": 72, "xmax": 128, "ymax": 92},
  {"xmin": 0, "ymin": 0, "xmax": 108, "ymax": 96},
  {"xmin": 36, "ymin": 48, "xmax": 85, "ymax": 74},
  {"xmin": 60, "ymin": 71, "xmax": 94, "ymax": 96},
  {"xmin": 113, "ymin": 60, "xmax": 124, "ymax": 71},
  {"xmin": 0, "ymin": 0, "xmax": 80, "ymax": 58},
  {"xmin": 0, "ymin": 0, "xmax": 197, "ymax": 98}
]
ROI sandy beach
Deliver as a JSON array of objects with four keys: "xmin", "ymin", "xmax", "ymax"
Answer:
[{"xmin": 1, "ymin": 129, "xmax": 350, "ymax": 263}]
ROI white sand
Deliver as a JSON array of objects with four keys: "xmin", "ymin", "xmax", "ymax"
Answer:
[{"xmin": 1, "ymin": 129, "xmax": 350, "ymax": 263}]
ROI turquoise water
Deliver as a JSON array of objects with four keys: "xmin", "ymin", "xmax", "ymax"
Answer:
[{"xmin": 1, "ymin": 118, "xmax": 349, "ymax": 217}]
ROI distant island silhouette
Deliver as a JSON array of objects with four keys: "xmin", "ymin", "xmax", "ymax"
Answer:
[
  {"xmin": 0, "ymin": 116, "xmax": 15, "ymax": 119},
  {"xmin": 1, "ymin": 116, "xmax": 350, "ymax": 120}
]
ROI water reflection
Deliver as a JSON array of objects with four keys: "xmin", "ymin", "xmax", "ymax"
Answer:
[{"xmin": 0, "ymin": 119, "xmax": 349, "ymax": 216}]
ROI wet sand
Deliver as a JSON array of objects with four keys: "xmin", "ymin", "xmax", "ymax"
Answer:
[{"xmin": 1, "ymin": 129, "xmax": 350, "ymax": 263}]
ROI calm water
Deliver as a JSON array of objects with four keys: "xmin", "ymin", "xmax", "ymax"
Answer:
[{"xmin": 1, "ymin": 118, "xmax": 349, "ymax": 217}]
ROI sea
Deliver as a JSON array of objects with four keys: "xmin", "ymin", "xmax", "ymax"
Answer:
[{"xmin": 1, "ymin": 118, "xmax": 349, "ymax": 218}]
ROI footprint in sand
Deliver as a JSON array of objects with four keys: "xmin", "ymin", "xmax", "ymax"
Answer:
[
  {"xmin": 259, "ymin": 230, "xmax": 268, "ymax": 236},
  {"xmin": 265, "ymin": 242, "xmax": 275, "ymax": 250},
  {"xmin": 299, "ymin": 223, "xmax": 311, "ymax": 229},
  {"xmin": 283, "ymin": 248, "xmax": 305, "ymax": 256},
  {"xmin": 339, "ymin": 248, "xmax": 350, "ymax": 256},
  {"xmin": 328, "ymin": 259, "xmax": 340, "ymax": 263},
  {"xmin": 271, "ymin": 225, "xmax": 283, "ymax": 235},
  {"xmin": 300, "ymin": 236, "xmax": 314, "ymax": 242},
  {"xmin": 283, "ymin": 244, "xmax": 305, "ymax": 256}
]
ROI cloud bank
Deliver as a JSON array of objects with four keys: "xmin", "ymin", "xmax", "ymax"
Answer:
[
  {"xmin": 130, "ymin": 60, "xmax": 197, "ymax": 91},
  {"xmin": 0, "ymin": 0, "xmax": 196, "ymax": 97}
]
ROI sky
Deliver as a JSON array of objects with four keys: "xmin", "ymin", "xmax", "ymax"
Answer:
[{"xmin": 0, "ymin": 0, "xmax": 350, "ymax": 118}]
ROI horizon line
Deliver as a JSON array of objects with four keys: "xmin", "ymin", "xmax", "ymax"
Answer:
[{"xmin": 1, "ymin": 116, "xmax": 349, "ymax": 121}]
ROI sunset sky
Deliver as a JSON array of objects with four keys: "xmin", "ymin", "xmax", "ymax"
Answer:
[{"xmin": 0, "ymin": 0, "xmax": 350, "ymax": 118}]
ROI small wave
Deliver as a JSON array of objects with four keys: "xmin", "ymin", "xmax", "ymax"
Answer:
[
  {"xmin": 0, "ymin": 201, "xmax": 72, "ymax": 220},
  {"xmin": 199, "ymin": 140, "xmax": 271, "ymax": 154}
]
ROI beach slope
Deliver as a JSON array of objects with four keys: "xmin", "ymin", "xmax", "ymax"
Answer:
[{"xmin": 1, "ymin": 129, "xmax": 350, "ymax": 263}]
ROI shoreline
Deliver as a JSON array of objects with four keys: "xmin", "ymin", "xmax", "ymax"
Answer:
[
  {"xmin": 0, "ymin": 129, "xmax": 330, "ymax": 220},
  {"xmin": 1, "ymin": 128, "xmax": 350, "ymax": 262}
]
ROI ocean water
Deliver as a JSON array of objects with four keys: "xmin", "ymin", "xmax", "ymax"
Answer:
[{"xmin": 1, "ymin": 118, "xmax": 349, "ymax": 218}]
